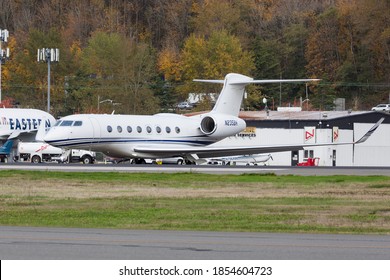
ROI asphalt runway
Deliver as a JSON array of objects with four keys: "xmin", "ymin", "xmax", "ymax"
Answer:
[
  {"xmin": 1, "ymin": 162, "xmax": 390, "ymax": 176},
  {"xmin": 1, "ymin": 226, "xmax": 390, "ymax": 260}
]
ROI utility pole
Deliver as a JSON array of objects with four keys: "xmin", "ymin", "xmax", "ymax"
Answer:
[
  {"xmin": 0, "ymin": 29, "xmax": 10, "ymax": 104},
  {"xmin": 37, "ymin": 48, "xmax": 59, "ymax": 113},
  {"xmin": 279, "ymin": 72, "xmax": 282, "ymax": 107}
]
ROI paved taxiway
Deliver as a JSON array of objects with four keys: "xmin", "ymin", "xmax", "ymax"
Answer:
[
  {"xmin": 1, "ymin": 162, "xmax": 390, "ymax": 176},
  {"xmin": 1, "ymin": 226, "xmax": 390, "ymax": 259}
]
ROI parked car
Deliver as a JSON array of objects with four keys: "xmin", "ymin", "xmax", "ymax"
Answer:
[
  {"xmin": 153, "ymin": 157, "xmax": 185, "ymax": 165},
  {"xmin": 177, "ymin": 102, "xmax": 193, "ymax": 110},
  {"xmin": 371, "ymin": 104, "xmax": 390, "ymax": 112}
]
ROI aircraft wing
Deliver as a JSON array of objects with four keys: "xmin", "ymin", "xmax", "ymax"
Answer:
[
  {"xmin": 0, "ymin": 129, "xmax": 39, "ymax": 141},
  {"xmin": 0, "ymin": 130, "xmax": 13, "ymax": 140},
  {"xmin": 134, "ymin": 118, "xmax": 384, "ymax": 159}
]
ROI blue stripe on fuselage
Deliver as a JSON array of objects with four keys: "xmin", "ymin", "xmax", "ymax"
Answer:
[{"xmin": 45, "ymin": 137, "xmax": 215, "ymax": 148}]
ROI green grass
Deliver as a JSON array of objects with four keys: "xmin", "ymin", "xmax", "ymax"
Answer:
[{"xmin": 1, "ymin": 171, "xmax": 390, "ymax": 234}]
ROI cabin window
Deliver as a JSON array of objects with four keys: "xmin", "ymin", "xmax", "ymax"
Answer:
[
  {"xmin": 137, "ymin": 126, "xmax": 142, "ymax": 133},
  {"xmin": 73, "ymin": 121, "xmax": 83, "ymax": 126},
  {"xmin": 107, "ymin": 125, "xmax": 113, "ymax": 133},
  {"xmin": 156, "ymin": 126, "xmax": 162, "ymax": 133},
  {"xmin": 117, "ymin": 126, "xmax": 122, "ymax": 133},
  {"xmin": 175, "ymin": 127, "xmax": 180, "ymax": 134},
  {"xmin": 127, "ymin": 126, "xmax": 132, "ymax": 133},
  {"xmin": 146, "ymin": 126, "xmax": 152, "ymax": 133},
  {"xmin": 60, "ymin": 120, "xmax": 73, "ymax": 126},
  {"xmin": 166, "ymin": 126, "xmax": 171, "ymax": 133}
]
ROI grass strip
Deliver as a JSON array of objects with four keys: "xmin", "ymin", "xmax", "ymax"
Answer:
[{"xmin": 0, "ymin": 171, "xmax": 389, "ymax": 234}]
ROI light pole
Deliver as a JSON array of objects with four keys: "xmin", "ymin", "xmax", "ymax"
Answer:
[
  {"xmin": 0, "ymin": 29, "xmax": 10, "ymax": 104},
  {"xmin": 37, "ymin": 48, "xmax": 59, "ymax": 113}
]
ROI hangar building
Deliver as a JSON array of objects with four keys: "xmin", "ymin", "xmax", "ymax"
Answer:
[{"xmin": 215, "ymin": 110, "xmax": 390, "ymax": 167}]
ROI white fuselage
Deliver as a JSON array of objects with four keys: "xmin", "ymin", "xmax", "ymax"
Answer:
[
  {"xmin": 43, "ymin": 73, "xmax": 321, "ymax": 160},
  {"xmin": 0, "ymin": 108, "xmax": 56, "ymax": 141},
  {"xmin": 43, "ymin": 113, "xmax": 246, "ymax": 158}
]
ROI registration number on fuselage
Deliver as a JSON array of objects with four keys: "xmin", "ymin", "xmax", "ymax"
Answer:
[{"xmin": 225, "ymin": 120, "xmax": 238, "ymax": 126}]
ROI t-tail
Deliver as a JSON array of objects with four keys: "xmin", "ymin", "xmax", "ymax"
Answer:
[{"xmin": 194, "ymin": 73, "xmax": 320, "ymax": 117}]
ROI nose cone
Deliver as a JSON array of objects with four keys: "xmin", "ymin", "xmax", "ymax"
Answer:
[
  {"xmin": 43, "ymin": 129, "xmax": 53, "ymax": 143},
  {"xmin": 43, "ymin": 128, "xmax": 61, "ymax": 146}
]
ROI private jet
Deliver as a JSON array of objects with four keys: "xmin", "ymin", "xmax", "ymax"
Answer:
[
  {"xmin": 207, "ymin": 154, "xmax": 273, "ymax": 166},
  {"xmin": 43, "ymin": 73, "xmax": 383, "ymax": 163}
]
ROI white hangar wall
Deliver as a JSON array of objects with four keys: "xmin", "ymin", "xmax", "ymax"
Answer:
[
  {"xmin": 353, "ymin": 123, "xmax": 390, "ymax": 166},
  {"xmin": 215, "ymin": 111, "xmax": 389, "ymax": 167},
  {"xmin": 218, "ymin": 127, "xmax": 356, "ymax": 166}
]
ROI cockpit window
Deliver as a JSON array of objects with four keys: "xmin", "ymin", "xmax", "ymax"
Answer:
[
  {"xmin": 73, "ymin": 121, "xmax": 83, "ymax": 126},
  {"xmin": 60, "ymin": 120, "xmax": 74, "ymax": 126},
  {"xmin": 54, "ymin": 120, "xmax": 62, "ymax": 127}
]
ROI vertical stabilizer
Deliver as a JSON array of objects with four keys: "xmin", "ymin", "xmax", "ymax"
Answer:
[
  {"xmin": 194, "ymin": 73, "xmax": 320, "ymax": 117},
  {"xmin": 194, "ymin": 73, "xmax": 253, "ymax": 117},
  {"xmin": 212, "ymin": 73, "xmax": 253, "ymax": 116}
]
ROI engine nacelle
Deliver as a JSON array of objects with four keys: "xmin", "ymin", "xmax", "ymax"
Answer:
[{"xmin": 199, "ymin": 114, "xmax": 246, "ymax": 139}]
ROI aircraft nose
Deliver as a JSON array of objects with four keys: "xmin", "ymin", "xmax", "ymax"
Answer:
[
  {"xmin": 43, "ymin": 129, "xmax": 59, "ymax": 144},
  {"xmin": 43, "ymin": 131, "xmax": 53, "ymax": 143}
]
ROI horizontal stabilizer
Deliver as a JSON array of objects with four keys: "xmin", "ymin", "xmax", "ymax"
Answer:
[
  {"xmin": 230, "ymin": 78, "xmax": 321, "ymax": 85},
  {"xmin": 194, "ymin": 76, "xmax": 321, "ymax": 86},
  {"xmin": 193, "ymin": 79, "xmax": 224, "ymax": 84},
  {"xmin": 193, "ymin": 73, "xmax": 320, "ymax": 116}
]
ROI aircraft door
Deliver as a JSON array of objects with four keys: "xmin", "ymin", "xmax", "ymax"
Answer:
[{"xmin": 89, "ymin": 118, "xmax": 101, "ymax": 145}]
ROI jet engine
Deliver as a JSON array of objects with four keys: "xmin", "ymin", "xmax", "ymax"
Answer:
[{"xmin": 199, "ymin": 114, "xmax": 246, "ymax": 139}]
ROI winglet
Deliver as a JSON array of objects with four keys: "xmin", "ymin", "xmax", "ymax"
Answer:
[{"xmin": 355, "ymin": 117, "xmax": 384, "ymax": 144}]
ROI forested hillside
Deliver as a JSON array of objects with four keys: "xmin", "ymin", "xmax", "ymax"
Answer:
[{"xmin": 0, "ymin": 0, "xmax": 389, "ymax": 116}]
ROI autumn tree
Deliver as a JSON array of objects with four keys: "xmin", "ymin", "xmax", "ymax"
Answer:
[
  {"xmin": 190, "ymin": 0, "xmax": 244, "ymax": 36},
  {"xmin": 0, "ymin": 0, "xmax": 389, "ymax": 112},
  {"xmin": 176, "ymin": 30, "xmax": 254, "ymax": 109},
  {"xmin": 4, "ymin": 28, "xmax": 66, "ymax": 114},
  {"xmin": 79, "ymin": 32, "xmax": 158, "ymax": 114}
]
